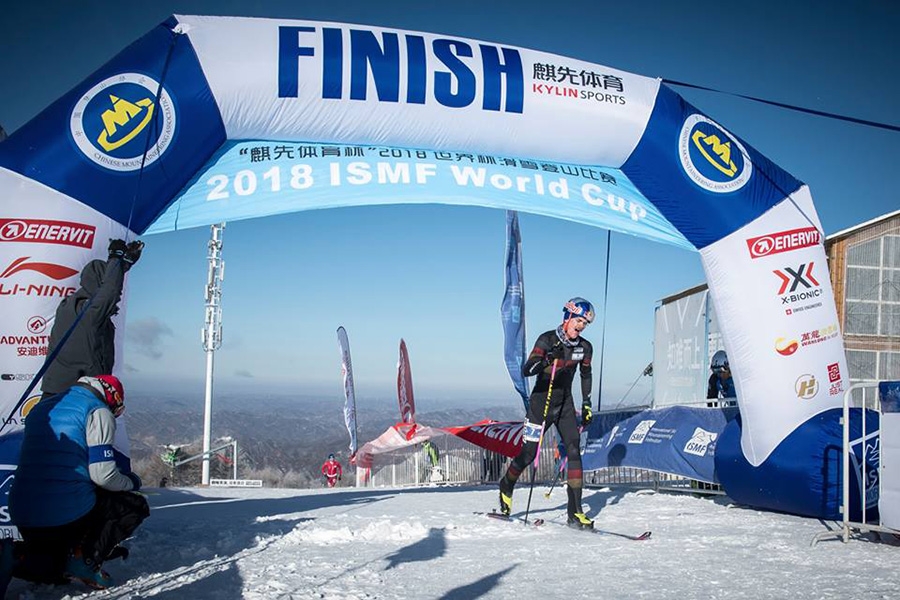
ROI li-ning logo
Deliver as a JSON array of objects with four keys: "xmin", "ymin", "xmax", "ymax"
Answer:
[
  {"xmin": 747, "ymin": 227, "xmax": 820, "ymax": 259},
  {"xmin": 628, "ymin": 420, "xmax": 656, "ymax": 444},
  {"xmin": 678, "ymin": 114, "xmax": 752, "ymax": 193},
  {"xmin": 683, "ymin": 428, "xmax": 718, "ymax": 457},
  {"xmin": 795, "ymin": 374, "xmax": 819, "ymax": 399},
  {"xmin": 0, "ymin": 257, "xmax": 78, "ymax": 281},
  {"xmin": 70, "ymin": 73, "xmax": 176, "ymax": 172}
]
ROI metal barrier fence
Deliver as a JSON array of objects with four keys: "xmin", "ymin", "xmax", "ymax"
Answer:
[
  {"xmin": 812, "ymin": 380, "xmax": 899, "ymax": 545},
  {"xmin": 354, "ymin": 431, "xmax": 723, "ymax": 494}
]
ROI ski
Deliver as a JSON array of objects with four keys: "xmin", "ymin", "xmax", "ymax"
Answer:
[
  {"xmin": 536, "ymin": 517, "xmax": 651, "ymax": 540},
  {"xmin": 588, "ymin": 528, "xmax": 652, "ymax": 541},
  {"xmin": 474, "ymin": 510, "xmax": 545, "ymax": 526}
]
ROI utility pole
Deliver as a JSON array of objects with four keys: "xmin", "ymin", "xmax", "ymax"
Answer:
[{"xmin": 201, "ymin": 223, "xmax": 225, "ymax": 485}]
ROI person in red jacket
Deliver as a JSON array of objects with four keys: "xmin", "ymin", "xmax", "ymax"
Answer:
[{"xmin": 321, "ymin": 454, "xmax": 343, "ymax": 487}]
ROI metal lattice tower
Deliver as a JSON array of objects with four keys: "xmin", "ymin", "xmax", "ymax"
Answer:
[{"xmin": 201, "ymin": 223, "xmax": 225, "ymax": 485}]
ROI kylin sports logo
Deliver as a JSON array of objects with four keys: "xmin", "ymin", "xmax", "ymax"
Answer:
[
  {"xmin": 70, "ymin": 73, "xmax": 176, "ymax": 172},
  {"xmin": 679, "ymin": 114, "xmax": 752, "ymax": 193}
]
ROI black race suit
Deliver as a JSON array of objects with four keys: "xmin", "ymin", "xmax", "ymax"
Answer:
[{"xmin": 502, "ymin": 328, "xmax": 592, "ymax": 518}]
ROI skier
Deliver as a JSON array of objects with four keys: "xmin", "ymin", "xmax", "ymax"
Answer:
[
  {"xmin": 499, "ymin": 297, "xmax": 596, "ymax": 529},
  {"xmin": 7, "ymin": 375, "xmax": 149, "ymax": 589},
  {"xmin": 707, "ymin": 350, "xmax": 736, "ymax": 407},
  {"xmin": 321, "ymin": 454, "xmax": 343, "ymax": 487}
]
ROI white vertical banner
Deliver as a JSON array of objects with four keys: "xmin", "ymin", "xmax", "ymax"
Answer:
[
  {"xmin": 336, "ymin": 326, "xmax": 358, "ymax": 457},
  {"xmin": 652, "ymin": 289, "xmax": 709, "ymax": 407},
  {"xmin": 701, "ymin": 186, "xmax": 847, "ymax": 465}
]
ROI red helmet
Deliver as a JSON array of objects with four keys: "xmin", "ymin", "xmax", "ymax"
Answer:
[{"xmin": 96, "ymin": 374, "xmax": 125, "ymax": 417}]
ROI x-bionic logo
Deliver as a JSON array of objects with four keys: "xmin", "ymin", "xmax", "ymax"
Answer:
[{"xmin": 774, "ymin": 262, "xmax": 822, "ymax": 305}]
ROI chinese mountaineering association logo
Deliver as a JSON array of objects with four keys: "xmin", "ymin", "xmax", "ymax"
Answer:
[
  {"xmin": 679, "ymin": 114, "xmax": 752, "ymax": 193},
  {"xmin": 70, "ymin": 73, "xmax": 176, "ymax": 172}
]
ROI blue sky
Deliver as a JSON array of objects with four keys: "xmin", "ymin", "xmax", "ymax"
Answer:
[{"xmin": 2, "ymin": 1, "xmax": 898, "ymax": 412}]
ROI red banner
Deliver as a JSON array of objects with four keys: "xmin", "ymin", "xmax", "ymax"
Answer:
[{"xmin": 443, "ymin": 420, "xmax": 524, "ymax": 458}]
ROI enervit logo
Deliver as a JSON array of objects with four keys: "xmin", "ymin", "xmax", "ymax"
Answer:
[
  {"xmin": 678, "ymin": 114, "xmax": 752, "ymax": 193},
  {"xmin": 775, "ymin": 337, "xmax": 799, "ymax": 356},
  {"xmin": 0, "ymin": 219, "xmax": 96, "ymax": 249},
  {"xmin": 746, "ymin": 227, "xmax": 820, "ymax": 259},
  {"xmin": 795, "ymin": 374, "xmax": 819, "ymax": 399},
  {"xmin": 70, "ymin": 73, "xmax": 176, "ymax": 172},
  {"xmin": 628, "ymin": 420, "xmax": 656, "ymax": 444},
  {"xmin": 0, "ymin": 257, "xmax": 78, "ymax": 280},
  {"xmin": 683, "ymin": 428, "xmax": 718, "ymax": 457}
]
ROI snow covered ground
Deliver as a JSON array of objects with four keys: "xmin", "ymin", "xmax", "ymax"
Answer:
[{"xmin": 6, "ymin": 484, "xmax": 899, "ymax": 599}]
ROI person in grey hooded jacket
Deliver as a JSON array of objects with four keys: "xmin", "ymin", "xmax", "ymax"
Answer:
[{"xmin": 40, "ymin": 239, "xmax": 143, "ymax": 398}]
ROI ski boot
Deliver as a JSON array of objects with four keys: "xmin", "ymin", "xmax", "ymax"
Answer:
[
  {"xmin": 498, "ymin": 478, "xmax": 514, "ymax": 517},
  {"xmin": 64, "ymin": 555, "xmax": 114, "ymax": 590},
  {"xmin": 567, "ymin": 512, "xmax": 594, "ymax": 530}
]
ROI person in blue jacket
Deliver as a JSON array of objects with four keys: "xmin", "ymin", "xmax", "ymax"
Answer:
[
  {"xmin": 8, "ymin": 374, "xmax": 149, "ymax": 589},
  {"xmin": 707, "ymin": 350, "xmax": 736, "ymax": 407}
]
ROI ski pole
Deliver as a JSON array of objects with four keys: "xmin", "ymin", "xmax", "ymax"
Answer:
[
  {"xmin": 544, "ymin": 456, "xmax": 568, "ymax": 499},
  {"xmin": 524, "ymin": 358, "xmax": 558, "ymax": 525}
]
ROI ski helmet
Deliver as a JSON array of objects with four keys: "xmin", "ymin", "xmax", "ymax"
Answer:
[
  {"xmin": 94, "ymin": 374, "xmax": 125, "ymax": 416},
  {"xmin": 563, "ymin": 297, "xmax": 595, "ymax": 324},
  {"xmin": 328, "ymin": 453, "xmax": 335, "ymax": 460},
  {"xmin": 710, "ymin": 350, "xmax": 729, "ymax": 372}
]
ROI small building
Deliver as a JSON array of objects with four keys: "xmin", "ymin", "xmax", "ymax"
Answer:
[{"xmin": 653, "ymin": 209, "xmax": 900, "ymax": 406}]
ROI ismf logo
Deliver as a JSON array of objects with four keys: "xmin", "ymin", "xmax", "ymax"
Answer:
[
  {"xmin": 746, "ymin": 227, "xmax": 820, "ymax": 259},
  {"xmin": 678, "ymin": 114, "xmax": 752, "ymax": 193},
  {"xmin": 775, "ymin": 337, "xmax": 799, "ymax": 356},
  {"xmin": 0, "ymin": 219, "xmax": 96, "ymax": 249},
  {"xmin": 683, "ymin": 428, "xmax": 718, "ymax": 457},
  {"xmin": 795, "ymin": 374, "xmax": 819, "ymax": 400},
  {"xmin": 628, "ymin": 420, "xmax": 656, "ymax": 444},
  {"xmin": 70, "ymin": 73, "xmax": 176, "ymax": 172}
]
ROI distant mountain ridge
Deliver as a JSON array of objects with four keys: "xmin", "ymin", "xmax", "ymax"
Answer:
[{"xmin": 125, "ymin": 390, "xmax": 524, "ymax": 485}]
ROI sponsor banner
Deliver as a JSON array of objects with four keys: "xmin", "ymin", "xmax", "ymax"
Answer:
[
  {"xmin": 881, "ymin": 381, "xmax": 900, "ymax": 529},
  {"xmin": 352, "ymin": 422, "xmax": 448, "ymax": 469},
  {"xmin": 397, "ymin": 339, "xmax": 416, "ymax": 426},
  {"xmin": 444, "ymin": 420, "xmax": 524, "ymax": 458},
  {"xmin": 336, "ymin": 326, "xmax": 358, "ymax": 457},
  {"xmin": 209, "ymin": 479, "xmax": 263, "ymax": 488},
  {"xmin": 0, "ymin": 170, "xmax": 135, "ymax": 457},
  {"xmin": 582, "ymin": 406, "xmax": 731, "ymax": 483},
  {"xmin": 653, "ymin": 289, "xmax": 710, "ymax": 406},
  {"xmin": 177, "ymin": 15, "xmax": 660, "ymax": 167},
  {"xmin": 144, "ymin": 141, "xmax": 692, "ymax": 251},
  {"xmin": 501, "ymin": 211, "xmax": 529, "ymax": 410},
  {"xmin": 699, "ymin": 186, "xmax": 847, "ymax": 466}
]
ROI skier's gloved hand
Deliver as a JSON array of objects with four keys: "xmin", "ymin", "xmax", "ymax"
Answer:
[
  {"xmin": 124, "ymin": 240, "xmax": 144, "ymax": 265},
  {"xmin": 544, "ymin": 342, "xmax": 564, "ymax": 366},
  {"xmin": 581, "ymin": 402, "xmax": 594, "ymax": 426},
  {"xmin": 108, "ymin": 239, "xmax": 127, "ymax": 260}
]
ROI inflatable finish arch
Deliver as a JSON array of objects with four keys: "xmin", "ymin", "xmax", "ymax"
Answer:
[{"xmin": 0, "ymin": 15, "xmax": 853, "ymax": 519}]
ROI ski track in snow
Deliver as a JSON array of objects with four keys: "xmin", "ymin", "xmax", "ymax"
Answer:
[{"xmin": 5, "ymin": 485, "xmax": 899, "ymax": 599}]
